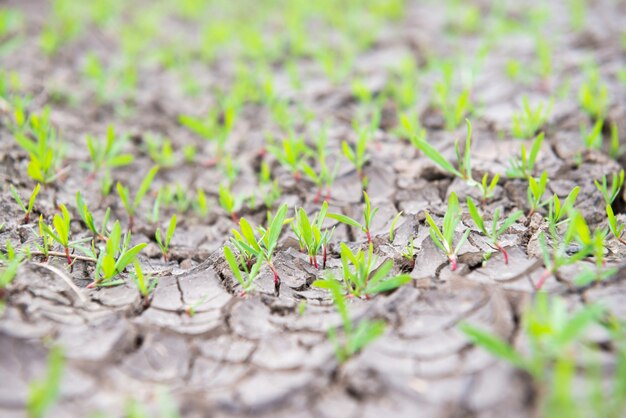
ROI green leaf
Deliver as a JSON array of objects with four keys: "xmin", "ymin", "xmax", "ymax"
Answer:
[
  {"xmin": 347, "ymin": 320, "xmax": 385, "ymax": 356},
  {"xmin": 134, "ymin": 166, "xmax": 159, "ymax": 209},
  {"xmin": 460, "ymin": 323, "xmax": 527, "ymax": 370},
  {"xmin": 166, "ymin": 215, "xmax": 177, "ymax": 246},
  {"xmin": 413, "ymin": 137, "xmax": 462, "ymax": 178},
  {"xmin": 114, "ymin": 243, "xmax": 147, "ymax": 274},
  {"xmin": 328, "ymin": 213, "xmax": 363, "ymax": 230},
  {"xmin": 497, "ymin": 210, "xmax": 523, "ymax": 237},
  {"xmin": 555, "ymin": 304, "xmax": 605, "ymax": 347},
  {"xmin": 467, "ymin": 197, "xmax": 486, "ymax": 234},
  {"xmin": 10, "ymin": 185, "xmax": 26, "ymax": 212},
  {"xmin": 223, "ymin": 246, "xmax": 244, "ymax": 285},
  {"xmin": 367, "ymin": 274, "xmax": 411, "ymax": 294},
  {"xmin": 267, "ymin": 203, "xmax": 288, "ymax": 253}
]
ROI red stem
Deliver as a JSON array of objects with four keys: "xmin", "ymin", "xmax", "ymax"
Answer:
[
  {"xmin": 323, "ymin": 245, "xmax": 327, "ymax": 269},
  {"xmin": 270, "ymin": 264, "xmax": 281, "ymax": 297},
  {"xmin": 65, "ymin": 247, "xmax": 72, "ymax": 265},
  {"xmin": 324, "ymin": 188, "xmax": 331, "ymax": 202},
  {"xmin": 231, "ymin": 212, "xmax": 239, "ymax": 223},
  {"xmin": 313, "ymin": 188, "xmax": 322, "ymax": 204},
  {"xmin": 535, "ymin": 270, "xmax": 551, "ymax": 290},
  {"xmin": 495, "ymin": 243, "xmax": 509, "ymax": 265},
  {"xmin": 366, "ymin": 230, "xmax": 372, "ymax": 244},
  {"xmin": 313, "ymin": 256, "xmax": 318, "ymax": 269},
  {"xmin": 450, "ymin": 256, "xmax": 457, "ymax": 271},
  {"xmin": 24, "ymin": 212, "xmax": 30, "ymax": 224}
]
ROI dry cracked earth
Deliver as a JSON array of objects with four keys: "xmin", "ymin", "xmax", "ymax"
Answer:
[{"xmin": 1, "ymin": 0, "xmax": 626, "ymax": 417}]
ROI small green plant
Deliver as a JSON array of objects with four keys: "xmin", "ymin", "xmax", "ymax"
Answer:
[
  {"xmin": 27, "ymin": 345, "xmax": 65, "ymax": 418},
  {"xmin": 335, "ymin": 243, "xmax": 411, "ymax": 298},
  {"xmin": 85, "ymin": 125, "xmax": 133, "ymax": 179},
  {"xmin": 131, "ymin": 260, "xmax": 157, "ymax": 307},
  {"xmin": 507, "ymin": 133, "xmax": 544, "ymax": 179},
  {"xmin": 609, "ymin": 123, "xmax": 623, "ymax": 159},
  {"xmin": 328, "ymin": 191, "xmax": 378, "ymax": 243},
  {"xmin": 116, "ymin": 166, "xmax": 159, "ymax": 230},
  {"xmin": 219, "ymin": 183, "xmax": 242, "ymax": 222},
  {"xmin": 229, "ymin": 204, "xmax": 288, "ymax": 296},
  {"xmin": 511, "ymin": 97, "xmax": 552, "ymax": 139},
  {"xmin": 595, "ymin": 170, "xmax": 624, "ymax": 205},
  {"xmin": 0, "ymin": 242, "xmax": 23, "ymax": 311},
  {"xmin": 40, "ymin": 204, "xmax": 73, "ymax": 265},
  {"xmin": 581, "ymin": 119, "xmax": 604, "ymax": 150},
  {"xmin": 194, "ymin": 188, "xmax": 210, "ymax": 217},
  {"xmin": 546, "ymin": 187, "xmax": 580, "ymax": 230},
  {"xmin": 527, "ymin": 171, "xmax": 549, "ymax": 216},
  {"xmin": 144, "ymin": 134, "xmax": 175, "ymax": 167},
  {"xmin": 267, "ymin": 132, "xmax": 309, "ymax": 180},
  {"xmin": 412, "ymin": 119, "xmax": 473, "ymax": 182},
  {"xmin": 301, "ymin": 129, "xmax": 339, "ymax": 203},
  {"xmin": 14, "ymin": 108, "xmax": 65, "ymax": 184},
  {"xmin": 425, "ymin": 192, "xmax": 470, "ymax": 271},
  {"xmin": 10, "ymin": 183, "xmax": 40, "ymax": 223},
  {"xmin": 467, "ymin": 197, "xmax": 523, "ymax": 264},
  {"xmin": 313, "ymin": 278, "xmax": 385, "ymax": 363},
  {"xmin": 388, "ymin": 211, "xmax": 403, "ymax": 242},
  {"xmin": 155, "ymin": 214, "xmax": 176, "ymax": 261},
  {"xmin": 342, "ymin": 114, "xmax": 379, "ymax": 186},
  {"xmin": 76, "ymin": 191, "xmax": 109, "ymax": 241},
  {"xmin": 223, "ymin": 245, "xmax": 262, "ymax": 295},
  {"xmin": 606, "ymin": 204, "xmax": 626, "ymax": 245},
  {"xmin": 90, "ymin": 221, "xmax": 147, "ymax": 288},
  {"xmin": 578, "ymin": 64, "xmax": 608, "ymax": 120},
  {"xmin": 291, "ymin": 202, "xmax": 334, "ymax": 269},
  {"xmin": 179, "ymin": 101, "xmax": 237, "ymax": 162},
  {"xmin": 460, "ymin": 293, "xmax": 604, "ymax": 412},
  {"xmin": 433, "ymin": 63, "xmax": 472, "ymax": 130}
]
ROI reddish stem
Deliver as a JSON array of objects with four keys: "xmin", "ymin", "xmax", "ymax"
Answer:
[
  {"xmin": 313, "ymin": 256, "xmax": 318, "ymax": 269},
  {"xmin": 313, "ymin": 188, "xmax": 322, "ymax": 204},
  {"xmin": 449, "ymin": 256, "xmax": 457, "ymax": 271},
  {"xmin": 324, "ymin": 188, "xmax": 332, "ymax": 202},
  {"xmin": 495, "ymin": 243, "xmax": 509, "ymax": 265},
  {"xmin": 323, "ymin": 245, "xmax": 327, "ymax": 269},
  {"xmin": 535, "ymin": 270, "xmax": 551, "ymax": 290},
  {"xmin": 231, "ymin": 212, "xmax": 239, "ymax": 223},
  {"xmin": 64, "ymin": 247, "xmax": 72, "ymax": 265},
  {"xmin": 270, "ymin": 264, "xmax": 281, "ymax": 297},
  {"xmin": 24, "ymin": 212, "xmax": 30, "ymax": 224},
  {"xmin": 294, "ymin": 171, "xmax": 301, "ymax": 181},
  {"xmin": 128, "ymin": 215, "xmax": 134, "ymax": 232},
  {"xmin": 366, "ymin": 230, "xmax": 372, "ymax": 244}
]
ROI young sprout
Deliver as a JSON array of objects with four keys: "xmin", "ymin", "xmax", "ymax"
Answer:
[
  {"xmin": 433, "ymin": 63, "xmax": 472, "ymax": 130},
  {"xmin": 476, "ymin": 173, "xmax": 500, "ymax": 202},
  {"xmin": 40, "ymin": 204, "xmax": 73, "ymax": 265},
  {"xmin": 401, "ymin": 238, "xmax": 416, "ymax": 269},
  {"xmin": 194, "ymin": 188, "xmax": 209, "ymax": 217},
  {"xmin": 90, "ymin": 221, "xmax": 146, "ymax": 288},
  {"xmin": 389, "ymin": 211, "xmax": 403, "ymax": 242},
  {"xmin": 116, "ymin": 166, "xmax": 159, "ymax": 230},
  {"xmin": 219, "ymin": 183, "xmax": 242, "ymax": 222},
  {"xmin": 342, "ymin": 112, "xmax": 379, "ymax": 186},
  {"xmin": 229, "ymin": 204, "xmax": 288, "ymax": 296},
  {"xmin": 546, "ymin": 187, "xmax": 580, "ymax": 230},
  {"xmin": 507, "ymin": 133, "xmax": 544, "ymax": 179},
  {"xmin": 179, "ymin": 101, "xmax": 236, "ymax": 163},
  {"xmin": 223, "ymin": 246, "xmax": 262, "ymax": 295},
  {"xmin": 85, "ymin": 125, "xmax": 133, "ymax": 179},
  {"xmin": 27, "ymin": 345, "xmax": 65, "ymax": 418},
  {"xmin": 578, "ymin": 64, "xmax": 608, "ymax": 120},
  {"xmin": 511, "ymin": 97, "xmax": 552, "ymax": 139},
  {"xmin": 313, "ymin": 278, "xmax": 385, "ymax": 363},
  {"xmin": 594, "ymin": 170, "xmax": 624, "ymax": 205},
  {"xmin": 144, "ymin": 134, "xmax": 175, "ymax": 167},
  {"xmin": 132, "ymin": 260, "xmax": 157, "ymax": 307},
  {"xmin": 76, "ymin": 191, "xmax": 110, "ymax": 242},
  {"xmin": 301, "ymin": 129, "xmax": 339, "ymax": 203},
  {"xmin": 267, "ymin": 132, "xmax": 309, "ymax": 180},
  {"xmin": 606, "ymin": 205, "xmax": 626, "ymax": 246},
  {"xmin": 10, "ymin": 183, "xmax": 40, "ymax": 223},
  {"xmin": 461, "ymin": 293, "xmax": 604, "ymax": 383},
  {"xmin": 527, "ymin": 171, "xmax": 549, "ymax": 217},
  {"xmin": 466, "ymin": 197, "xmax": 523, "ymax": 264},
  {"xmin": 335, "ymin": 243, "xmax": 411, "ymax": 298},
  {"xmin": 609, "ymin": 123, "xmax": 623, "ymax": 160},
  {"xmin": 328, "ymin": 191, "xmax": 378, "ymax": 243},
  {"xmin": 155, "ymin": 214, "xmax": 176, "ymax": 261},
  {"xmin": 412, "ymin": 119, "xmax": 473, "ymax": 182},
  {"xmin": 291, "ymin": 202, "xmax": 335, "ymax": 269},
  {"xmin": 425, "ymin": 192, "xmax": 470, "ymax": 271},
  {"xmin": 0, "ymin": 242, "xmax": 23, "ymax": 311},
  {"xmin": 581, "ymin": 119, "xmax": 604, "ymax": 150},
  {"xmin": 256, "ymin": 161, "xmax": 282, "ymax": 210}
]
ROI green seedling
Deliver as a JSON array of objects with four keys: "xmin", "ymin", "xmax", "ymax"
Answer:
[
  {"xmin": 132, "ymin": 261, "xmax": 157, "ymax": 307},
  {"xmin": 116, "ymin": 166, "xmax": 159, "ymax": 230},
  {"xmin": 219, "ymin": 183, "xmax": 242, "ymax": 222},
  {"xmin": 256, "ymin": 161, "xmax": 282, "ymax": 210},
  {"xmin": 477, "ymin": 173, "xmax": 500, "ymax": 202},
  {"xmin": 546, "ymin": 187, "xmax": 580, "ymax": 230},
  {"xmin": 229, "ymin": 204, "xmax": 288, "ymax": 296},
  {"xmin": 90, "ymin": 221, "xmax": 146, "ymax": 288},
  {"xmin": 433, "ymin": 63, "xmax": 472, "ymax": 130},
  {"xmin": 223, "ymin": 245, "xmax": 262, "ymax": 295},
  {"xmin": 581, "ymin": 119, "xmax": 604, "ymax": 150},
  {"xmin": 267, "ymin": 132, "xmax": 309, "ymax": 180},
  {"xmin": 335, "ymin": 242, "xmax": 411, "ymax": 298},
  {"xmin": 609, "ymin": 123, "xmax": 623, "ymax": 159},
  {"xmin": 301, "ymin": 129, "xmax": 339, "ymax": 203},
  {"xmin": 342, "ymin": 112, "xmax": 379, "ymax": 186},
  {"xmin": 291, "ymin": 202, "xmax": 334, "ymax": 269},
  {"xmin": 511, "ymin": 97, "xmax": 552, "ymax": 139},
  {"xmin": 179, "ymin": 101, "xmax": 236, "ymax": 162},
  {"xmin": 27, "ymin": 346, "xmax": 65, "ymax": 418},
  {"xmin": 159, "ymin": 183, "xmax": 192, "ymax": 214},
  {"xmin": 535, "ymin": 36, "xmax": 553, "ymax": 79},
  {"xmin": 425, "ymin": 192, "xmax": 470, "ymax": 271},
  {"xmin": 467, "ymin": 197, "xmax": 523, "ymax": 264},
  {"xmin": 0, "ymin": 242, "xmax": 23, "ymax": 311},
  {"xmin": 40, "ymin": 204, "xmax": 73, "ymax": 265},
  {"xmin": 35, "ymin": 216, "xmax": 52, "ymax": 261},
  {"xmin": 85, "ymin": 125, "xmax": 133, "ymax": 179},
  {"xmin": 76, "ymin": 191, "xmax": 110, "ymax": 241},
  {"xmin": 412, "ymin": 119, "xmax": 473, "ymax": 183},
  {"xmin": 328, "ymin": 191, "xmax": 378, "ymax": 243},
  {"xmin": 220, "ymin": 154, "xmax": 240, "ymax": 185},
  {"xmin": 572, "ymin": 220, "xmax": 615, "ymax": 286},
  {"xmin": 507, "ymin": 133, "xmax": 544, "ymax": 179},
  {"xmin": 595, "ymin": 170, "xmax": 624, "ymax": 205},
  {"xmin": 461, "ymin": 293, "xmax": 604, "ymax": 393},
  {"xmin": 313, "ymin": 278, "xmax": 385, "ymax": 363},
  {"xmin": 10, "ymin": 183, "xmax": 40, "ymax": 223},
  {"xmin": 527, "ymin": 171, "xmax": 549, "ymax": 216},
  {"xmin": 144, "ymin": 134, "xmax": 175, "ymax": 167},
  {"xmin": 535, "ymin": 211, "xmax": 594, "ymax": 289},
  {"xmin": 606, "ymin": 204, "xmax": 626, "ymax": 245},
  {"xmin": 389, "ymin": 211, "xmax": 403, "ymax": 242},
  {"xmin": 194, "ymin": 188, "xmax": 209, "ymax": 217},
  {"xmin": 578, "ymin": 64, "xmax": 608, "ymax": 120},
  {"xmin": 155, "ymin": 214, "xmax": 176, "ymax": 261},
  {"xmin": 14, "ymin": 108, "xmax": 65, "ymax": 184}
]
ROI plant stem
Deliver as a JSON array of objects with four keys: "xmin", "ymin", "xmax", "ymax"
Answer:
[
  {"xmin": 535, "ymin": 269, "xmax": 551, "ymax": 290},
  {"xmin": 64, "ymin": 247, "xmax": 72, "ymax": 265},
  {"xmin": 313, "ymin": 188, "xmax": 322, "ymax": 204},
  {"xmin": 366, "ymin": 230, "xmax": 372, "ymax": 244},
  {"xmin": 323, "ymin": 245, "xmax": 327, "ymax": 269},
  {"xmin": 495, "ymin": 243, "xmax": 509, "ymax": 264},
  {"xmin": 30, "ymin": 251, "xmax": 97, "ymax": 263},
  {"xmin": 449, "ymin": 255, "xmax": 458, "ymax": 271},
  {"xmin": 269, "ymin": 262, "xmax": 280, "ymax": 296}
]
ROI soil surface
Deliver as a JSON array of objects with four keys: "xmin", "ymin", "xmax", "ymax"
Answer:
[{"xmin": 1, "ymin": 0, "xmax": 626, "ymax": 417}]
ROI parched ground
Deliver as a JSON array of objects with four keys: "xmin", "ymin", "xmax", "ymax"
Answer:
[{"xmin": 1, "ymin": 0, "xmax": 626, "ymax": 417}]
